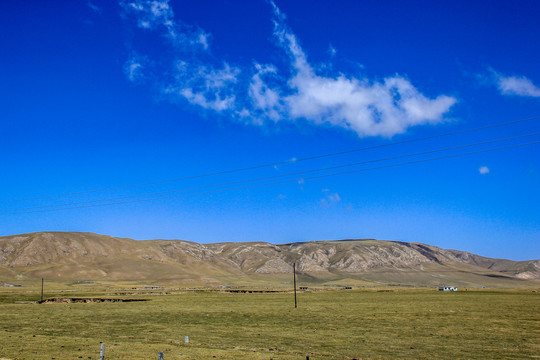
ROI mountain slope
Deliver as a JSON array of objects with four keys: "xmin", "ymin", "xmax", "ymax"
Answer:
[{"xmin": 0, "ymin": 232, "xmax": 538, "ymax": 287}]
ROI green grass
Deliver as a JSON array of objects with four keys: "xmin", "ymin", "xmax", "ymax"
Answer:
[{"xmin": 0, "ymin": 287, "xmax": 539, "ymax": 359}]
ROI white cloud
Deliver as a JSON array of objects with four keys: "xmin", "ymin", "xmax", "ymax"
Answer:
[
  {"xmin": 121, "ymin": 0, "xmax": 457, "ymax": 137},
  {"xmin": 271, "ymin": 4, "xmax": 456, "ymax": 137},
  {"xmin": 492, "ymin": 71, "xmax": 540, "ymax": 97},
  {"xmin": 479, "ymin": 166, "xmax": 490, "ymax": 175}
]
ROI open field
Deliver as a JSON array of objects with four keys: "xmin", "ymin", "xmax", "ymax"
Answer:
[{"xmin": 0, "ymin": 285, "xmax": 539, "ymax": 359}]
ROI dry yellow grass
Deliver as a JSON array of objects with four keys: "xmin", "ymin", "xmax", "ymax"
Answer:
[{"xmin": 0, "ymin": 285, "xmax": 539, "ymax": 359}]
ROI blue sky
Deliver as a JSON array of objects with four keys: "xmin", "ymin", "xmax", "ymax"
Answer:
[{"xmin": 1, "ymin": 0, "xmax": 539, "ymax": 260}]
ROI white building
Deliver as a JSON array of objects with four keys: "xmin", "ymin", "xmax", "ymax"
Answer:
[{"xmin": 438, "ymin": 286, "xmax": 458, "ymax": 291}]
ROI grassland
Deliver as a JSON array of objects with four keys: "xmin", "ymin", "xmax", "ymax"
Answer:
[{"xmin": 0, "ymin": 284, "xmax": 539, "ymax": 359}]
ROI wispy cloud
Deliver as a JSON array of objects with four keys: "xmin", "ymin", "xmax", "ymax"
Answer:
[
  {"xmin": 321, "ymin": 189, "xmax": 341, "ymax": 208},
  {"xmin": 121, "ymin": 0, "xmax": 238, "ymax": 111},
  {"xmin": 328, "ymin": 44, "xmax": 337, "ymax": 58},
  {"xmin": 120, "ymin": 0, "xmax": 209, "ymax": 49},
  {"xmin": 120, "ymin": 0, "xmax": 457, "ymax": 137},
  {"xmin": 87, "ymin": 1, "xmax": 102, "ymax": 14},
  {"xmin": 491, "ymin": 70, "xmax": 540, "ymax": 97},
  {"xmin": 248, "ymin": 63, "xmax": 282, "ymax": 122},
  {"xmin": 123, "ymin": 53, "xmax": 146, "ymax": 82},
  {"xmin": 165, "ymin": 61, "xmax": 240, "ymax": 111}
]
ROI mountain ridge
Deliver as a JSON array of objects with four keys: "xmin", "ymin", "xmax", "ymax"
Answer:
[{"xmin": 0, "ymin": 231, "xmax": 538, "ymax": 287}]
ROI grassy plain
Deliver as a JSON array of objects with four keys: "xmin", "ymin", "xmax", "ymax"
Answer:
[{"xmin": 0, "ymin": 285, "xmax": 539, "ymax": 359}]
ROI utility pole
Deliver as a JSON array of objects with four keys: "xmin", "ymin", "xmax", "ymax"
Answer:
[
  {"xmin": 41, "ymin": 278, "xmax": 44, "ymax": 302},
  {"xmin": 293, "ymin": 263, "xmax": 297, "ymax": 308}
]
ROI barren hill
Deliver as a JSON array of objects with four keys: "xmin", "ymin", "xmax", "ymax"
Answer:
[{"xmin": 0, "ymin": 232, "xmax": 538, "ymax": 287}]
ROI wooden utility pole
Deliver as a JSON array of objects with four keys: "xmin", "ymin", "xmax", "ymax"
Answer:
[{"xmin": 293, "ymin": 263, "xmax": 297, "ymax": 308}]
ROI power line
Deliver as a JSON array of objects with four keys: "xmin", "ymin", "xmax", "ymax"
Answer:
[
  {"xmin": 3, "ymin": 132, "xmax": 538, "ymax": 212},
  {"xmin": 2, "ymin": 116, "xmax": 538, "ymax": 204},
  {"xmin": 1, "ymin": 139, "xmax": 538, "ymax": 216}
]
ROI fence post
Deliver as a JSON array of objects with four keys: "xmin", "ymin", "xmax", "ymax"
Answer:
[
  {"xmin": 158, "ymin": 351, "xmax": 164, "ymax": 360},
  {"xmin": 99, "ymin": 342, "xmax": 105, "ymax": 360},
  {"xmin": 293, "ymin": 263, "xmax": 297, "ymax": 308}
]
